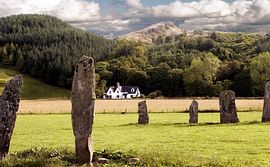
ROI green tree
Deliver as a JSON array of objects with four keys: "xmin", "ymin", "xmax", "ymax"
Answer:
[
  {"xmin": 96, "ymin": 62, "xmax": 113, "ymax": 81},
  {"xmin": 166, "ymin": 69, "xmax": 184, "ymax": 96},
  {"xmin": 15, "ymin": 53, "xmax": 24, "ymax": 71},
  {"xmin": 250, "ymin": 52, "xmax": 270, "ymax": 95},
  {"xmin": 183, "ymin": 53, "xmax": 221, "ymax": 96},
  {"xmin": 126, "ymin": 70, "xmax": 149, "ymax": 94},
  {"xmin": 95, "ymin": 74, "xmax": 107, "ymax": 98},
  {"xmin": 217, "ymin": 61, "xmax": 242, "ymax": 81},
  {"xmin": 232, "ymin": 70, "xmax": 253, "ymax": 97},
  {"xmin": 146, "ymin": 63, "xmax": 171, "ymax": 95},
  {"xmin": 0, "ymin": 46, "xmax": 8, "ymax": 62}
]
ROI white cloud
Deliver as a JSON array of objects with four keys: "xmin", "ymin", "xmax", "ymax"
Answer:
[
  {"xmin": 230, "ymin": 0, "xmax": 252, "ymax": 16},
  {"xmin": 71, "ymin": 18, "xmax": 140, "ymax": 36},
  {"xmin": 1, "ymin": 0, "xmax": 270, "ymax": 35},
  {"xmin": 150, "ymin": 0, "xmax": 270, "ymax": 32},
  {"xmin": 151, "ymin": 0, "xmax": 233, "ymax": 18},
  {"xmin": 108, "ymin": 19, "xmax": 131, "ymax": 25},
  {"xmin": 126, "ymin": 0, "xmax": 144, "ymax": 10},
  {"xmin": 197, "ymin": 0, "xmax": 232, "ymax": 17},
  {"xmin": 0, "ymin": 0, "xmax": 100, "ymax": 21},
  {"xmin": 152, "ymin": 1, "xmax": 200, "ymax": 17}
]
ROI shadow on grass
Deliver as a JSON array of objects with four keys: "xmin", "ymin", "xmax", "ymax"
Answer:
[
  {"xmin": 119, "ymin": 122, "xmax": 220, "ymax": 127},
  {"xmin": 119, "ymin": 120, "xmax": 267, "ymax": 127},
  {"xmin": 0, "ymin": 148, "xmax": 142, "ymax": 167},
  {"xmin": 0, "ymin": 147, "xmax": 244, "ymax": 167}
]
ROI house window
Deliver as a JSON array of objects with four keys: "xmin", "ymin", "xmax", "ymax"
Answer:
[
  {"xmin": 131, "ymin": 88, "xmax": 135, "ymax": 92},
  {"xmin": 117, "ymin": 95, "xmax": 120, "ymax": 98}
]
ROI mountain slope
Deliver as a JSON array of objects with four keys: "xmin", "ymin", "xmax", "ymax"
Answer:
[{"xmin": 119, "ymin": 21, "xmax": 185, "ymax": 43}]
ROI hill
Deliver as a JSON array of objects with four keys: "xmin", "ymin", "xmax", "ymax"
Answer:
[
  {"xmin": 119, "ymin": 21, "xmax": 186, "ymax": 43},
  {"xmin": 0, "ymin": 65, "xmax": 70, "ymax": 99},
  {"xmin": 0, "ymin": 14, "xmax": 114, "ymax": 89},
  {"xmin": 118, "ymin": 21, "xmax": 215, "ymax": 44}
]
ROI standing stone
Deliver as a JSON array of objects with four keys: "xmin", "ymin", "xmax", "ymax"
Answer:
[
  {"xmin": 262, "ymin": 82, "xmax": 270, "ymax": 122},
  {"xmin": 71, "ymin": 56, "xmax": 95, "ymax": 165},
  {"xmin": 219, "ymin": 90, "xmax": 239, "ymax": 123},
  {"xmin": 189, "ymin": 99, "xmax": 198, "ymax": 123},
  {"xmin": 0, "ymin": 75, "xmax": 23, "ymax": 159},
  {"xmin": 138, "ymin": 100, "xmax": 149, "ymax": 124}
]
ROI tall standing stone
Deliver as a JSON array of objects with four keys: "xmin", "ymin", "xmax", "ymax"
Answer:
[
  {"xmin": 262, "ymin": 82, "xmax": 270, "ymax": 122},
  {"xmin": 138, "ymin": 100, "xmax": 149, "ymax": 124},
  {"xmin": 0, "ymin": 75, "xmax": 23, "ymax": 159},
  {"xmin": 71, "ymin": 56, "xmax": 96, "ymax": 165},
  {"xmin": 219, "ymin": 90, "xmax": 239, "ymax": 123},
  {"xmin": 189, "ymin": 99, "xmax": 198, "ymax": 123}
]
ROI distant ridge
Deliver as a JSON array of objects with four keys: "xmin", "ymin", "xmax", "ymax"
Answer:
[
  {"xmin": 118, "ymin": 21, "xmax": 258, "ymax": 44},
  {"xmin": 119, "ymin": 21, "xmax": 185, "ymax": 43}
]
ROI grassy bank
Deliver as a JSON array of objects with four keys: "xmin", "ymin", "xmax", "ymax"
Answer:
[
  {"xmin": 0, "ymin": 66, "xmax": 70, "ymax": 99},
  {"xmin": 5, "ymin": 112, "xmax": 270, "ymax": 166}
]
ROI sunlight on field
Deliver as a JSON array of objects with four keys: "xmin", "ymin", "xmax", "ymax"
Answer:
[
  {"xmin": 10, "ymin": 112, "xmax": 270, "ymax": 166},
  {"xmin": 18, "ymin": 99, "xmax": 264, "ymax": 113}
]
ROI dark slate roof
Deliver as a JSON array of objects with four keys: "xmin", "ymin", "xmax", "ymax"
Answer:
[
  {"xmin": 105, "ymin": 86, "xmax": 139, "ymax": 94},
  {"xmin": 122, "ymin": 86, "xmax": 139, "ymax": 94}
]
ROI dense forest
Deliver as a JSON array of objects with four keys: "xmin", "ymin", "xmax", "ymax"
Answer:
[{"xmin": 0, "ymin": 14, "xmax": 270, "ymax": 97}]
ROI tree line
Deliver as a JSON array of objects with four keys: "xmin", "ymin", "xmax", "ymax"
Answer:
[{"xmin": 0, "ymin": 14, "xmax": 270, "ymax": 97}]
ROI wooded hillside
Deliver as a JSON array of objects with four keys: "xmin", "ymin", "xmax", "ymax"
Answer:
[
  {"xmin": 0, "ymin": 14, "xmax": 114, "ymax": 90},
  {"xmin": 1, "ymin": 14, "xmax": 270, "ymax": 97}
]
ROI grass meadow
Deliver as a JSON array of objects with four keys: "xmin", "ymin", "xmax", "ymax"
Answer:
[
  {"xmin": 1, "ymin": 66, "xmax": 270, "ymax": 166},
  {"xmin": 2, "ymin": 112, "xmax": 270, "ymax": 166}
]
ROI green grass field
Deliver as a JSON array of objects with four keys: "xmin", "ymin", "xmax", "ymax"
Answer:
[
  {"xmin": 0, "ymin": 66, "xmax": 70, "ymax": 99},
  {"xmin": 4, "ymin": 112, "xmax": 270, "ymax": 166}
]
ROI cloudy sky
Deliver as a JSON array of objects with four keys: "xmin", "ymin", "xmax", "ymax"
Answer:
[{"xmin": 0, "ymin": 0, "xmax": 270, "ymax": 36}]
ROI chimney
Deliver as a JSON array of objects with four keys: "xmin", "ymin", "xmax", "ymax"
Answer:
[{"xmin": 116, "ymin": 82, "xmax": 120, "ymax": 87}]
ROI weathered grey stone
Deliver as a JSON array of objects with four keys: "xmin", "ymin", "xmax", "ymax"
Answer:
[
  {"xmin": 71, "ymin": 56, "xmax": 96, "ymax": 165},
  {"xmin": 219, "ymin": 90, "xmax": 239, "ymax": 123},
  {"xmin": 138, "ymin": 100, "xmax": 149, "ymax": 124},
  {"xmin": 262, "ymin": 82, "xmax": 270, "ymax": 122},
  {"xmin": 0, "ymin": 75, "xmax": 23, "ymax": 159},
  {"xmin": 189, "ymin": 99, "xmax": 198, "ymax": 123}
]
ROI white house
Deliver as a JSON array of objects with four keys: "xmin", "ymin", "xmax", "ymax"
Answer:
[{"xmin": 103, "ymin": 82, "xmax": 141, "ymax": 99}]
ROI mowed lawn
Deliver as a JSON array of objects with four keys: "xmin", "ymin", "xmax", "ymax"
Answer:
[{"xmin": 10, "ymin": 112, "xmax": 270, "ymax": 166}]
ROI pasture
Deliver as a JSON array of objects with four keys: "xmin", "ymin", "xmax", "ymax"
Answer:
[
  {"xmin": 4, "ymin": 112, "xmax": 270, "ymax": 166},
  {"xmin": 18, "ymin": 99, "xmax": 263, "ymax": 113}
]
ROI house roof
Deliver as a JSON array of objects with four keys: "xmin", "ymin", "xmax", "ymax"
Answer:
[
  {"xmin": 122, "ymin": 86, "xmax": 139, "ymax": 94},
  {"xmin": 105, "ymin": 86, "xmax": 139, "ymax": 94},
  {"xmin": 105, "ymin": 86, "xmax": 115, "ymax": 92}
]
